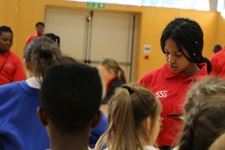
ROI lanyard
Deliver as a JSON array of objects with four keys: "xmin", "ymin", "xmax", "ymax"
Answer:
[{"xmin": 0, "ymin": 51, "xmax": 10, "ymax": 72}]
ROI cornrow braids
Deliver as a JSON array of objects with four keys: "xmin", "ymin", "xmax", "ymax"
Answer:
[
  {"xmin": 160, "ymin": 18, "xmax": 203, "ymax": 63},
  {"xmin": 161, "ymin": 18, "xmax": 204, "ymax": 63},
  {"xmin": 161, "ymin": 18, "xmax": 212, "ymax": 74}
]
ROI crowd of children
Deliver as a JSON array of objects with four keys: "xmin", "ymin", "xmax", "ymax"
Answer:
[{"xmin": 0, "ymin": 17, "xmax": 225, "ymax": 150}]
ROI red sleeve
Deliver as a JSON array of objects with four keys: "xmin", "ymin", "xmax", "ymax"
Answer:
[
  {"xmin": 210, "ymin": 55, "xmax": 220, "ymax": 76},
  {"xmin": 24, "ymin": 36, "xmax": 32, "ymax": 49},
  {"xmin": 12, "ymin": 57, "xmax": 26, "ymax": 82},
  {"xmin": 138, "ymin": 76, "xmax": 145, "ymax": 84},
  {"xmin": 138, "ymin": 73, "xmax": 152, "ymax": 88},
  {"xmin": 24, "ymin": 35, "xmax": 39, "ymax": 49}
]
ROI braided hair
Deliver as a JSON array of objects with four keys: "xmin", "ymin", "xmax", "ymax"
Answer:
[
  {"xmin": 160, "ymin": 18, "xmax": 212, "ymax": 74},
  {"xmin": 178, "ymin": 77, "xmax": 225, "ymax": 150}
]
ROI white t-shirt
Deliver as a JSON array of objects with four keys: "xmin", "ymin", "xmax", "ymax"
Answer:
[
  {"xmin": 26, "ymin": 77, "xmax": 41, "ymax": 89},
  {"xmin": 172, "ymin": 146, "xmax": 178, "ymax": 150},
  {"xmin": 144, "ymin": 146, "xmax": 159, "ymax": 150}
]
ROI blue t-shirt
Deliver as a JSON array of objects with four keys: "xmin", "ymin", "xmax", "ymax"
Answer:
[
  {"xmin": 89, "ymin": 113, "xmax": 108, "ymax": 148},
  {"xmin": 0, "ymin": 81, "xmax": 108, "ymax": 149}
]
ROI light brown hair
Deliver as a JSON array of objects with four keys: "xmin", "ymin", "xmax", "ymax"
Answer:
[
  {"xmin": 101, "ymin": 58, "xmax": 127, "ymax": 84},
  {"xmin": 95, "ymin": 83, "xmax": 161, "ymax": 150},
  {"xmin": 24, "ymin": 37, "xmax": 62, "ymax": 85}
]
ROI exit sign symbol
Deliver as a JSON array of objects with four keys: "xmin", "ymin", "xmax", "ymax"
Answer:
[{"xmin": 87, "ymin": 2, "xmax": 105, "ymax": 9}]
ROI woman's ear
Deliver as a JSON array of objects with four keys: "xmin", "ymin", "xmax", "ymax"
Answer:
[{"xmin": 37, "ymin": 107, "xmax": 48, "ymax": 126}]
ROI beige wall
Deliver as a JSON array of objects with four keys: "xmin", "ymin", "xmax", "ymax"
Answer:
[
  {"xmin": 216, "ymin": 13, "xmax": 225, "ymax": 47},
  {"xmin": 0, "ymin": 0, "xmax": 223, "ymax": 81}
]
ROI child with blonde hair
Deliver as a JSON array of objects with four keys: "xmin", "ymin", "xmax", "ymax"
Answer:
[
  {"xmin": 95, "ymin": 83, "xmax": 162, "ymax": 150},
  {"xmin": 99, "ymin": 58, "xmax": 127, "ymax": 104}
]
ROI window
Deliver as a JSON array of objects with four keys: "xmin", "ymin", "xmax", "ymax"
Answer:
[
  {"xmin": 68, "ymin": 0, "xmax": 210, "ymax": 11},
  {"xmin": 142, "ymin": 0, "xmax": 209, "ymax": 11},
  {"xmin": 70, "ymin": 0, "xmax": 142, "ymax": 6}
]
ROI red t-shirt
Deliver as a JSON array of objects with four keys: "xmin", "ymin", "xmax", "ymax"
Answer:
[
  {"xmin": 24, "ymin": 34, "xmax": 40, "ymax": 48},
  {"xmin": 210, "ymin": 47, "xmax": 225, "ymax": 79},
  {"xmin": 138, "ymin": 63, "xmax": 208, "ymax": 147},
  {"xmin": 0, "ymin": 51, "xmax": 26, "ymax": 85}
]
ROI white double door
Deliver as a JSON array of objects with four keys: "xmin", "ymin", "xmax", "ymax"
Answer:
[{"xmin": 45, "ymin": 7, "xmax": 136, "ymax": 82}]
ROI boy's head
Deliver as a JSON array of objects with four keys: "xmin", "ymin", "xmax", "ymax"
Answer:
[
  {"xmin": 0, "ymin": 26, "xmax": 13, "ymax": 53},
  {"xmin": 212, "ymin": 44, "xmax": 222, "ymax": 53},
  {"xmin": 38, "ymin": 63, "xmax": 102, "ymax": 134},
  {"xmin": 35, "ymin": 22, "xmax": 45, "ymax": 36}
]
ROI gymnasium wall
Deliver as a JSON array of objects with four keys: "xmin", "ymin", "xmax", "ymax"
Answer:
[{"xmin": 0, "ymin": 0, "xmax": 222, "ymax": 81}]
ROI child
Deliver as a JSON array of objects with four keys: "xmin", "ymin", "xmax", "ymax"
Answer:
[
  {"xmin": 210, "ymin": 45, "xmax": 225, "ymax": 79},
  {"xmin": 59, "ymin": 55, "xmax": 108, "ymax": 148},
  {"xmin": 95, "ymin": 83, "xmax": 162, "ymax": 150},
  {"xmin": 24, "ymin": 22, "xmax": 45, "ymax": 48},
  {"xmin": 138, "ymin": 18, "xmax": 211, "ymax": 149},
  {"xmin": 212, "ymin": 44, "xmax": 222, "ymax": 54},
  {"xmin": 0, "ymin": 37, "xmax": 61, "ymax": 150},
  {"xmin": 0, "ymin": 25, "xmax": 25, "ymax": 85},
  {"xmin": 178, "ymin": 77, "xmax": 225, "ymax": 150},
  {"xmin": 37, "ymin": 63, "xmax": 103, "ymax": 150},
  {"xmin": 99, "ymin": 58, "xmax": 127, "ymax": 104}
]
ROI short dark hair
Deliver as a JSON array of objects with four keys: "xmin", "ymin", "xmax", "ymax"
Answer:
[
  {"xmin": 0, "ymin": 26, "xmax": 13, "ymax": 35},
  {"xmin": 40, "ymin": 63, "xmax": 102, "ymax": 134},
  {"xmin": 35, "ymin": 22, "xmax": 45, "ymax": 27},
  {"xmin": 212, "ymin": 44, "xmax": 222, "ymax": 53},
  {"xmin": 60, "ymin": 55, "xmax": 77, "ymax": 63}
]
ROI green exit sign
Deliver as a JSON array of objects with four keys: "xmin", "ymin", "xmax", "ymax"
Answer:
[{"xmin": 86, "ymin": 2, "xmax": 105, "ymax": 9}]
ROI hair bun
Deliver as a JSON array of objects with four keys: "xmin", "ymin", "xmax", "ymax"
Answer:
[{"xmin": 40, "ymin": 49, "xmax": 52, "ymax": 58}]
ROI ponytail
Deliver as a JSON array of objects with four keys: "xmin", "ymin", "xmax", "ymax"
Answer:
[
  {"xmin": 119, "ymin": 67, "xmax": 127, "ymax": 84},
  {"xmin": 198, "ymin": 57, "xmax": 212, "ymax": 74},
  {"xmin": 101, "ymin": 58, "xmax": 127, "ymax": 83},
  {"xmin": 96, "ymin": 86, "xmax": 141, "ymax": 150},
  {"xmin": 95, "ymin": 84, "xmax": 161, "ymax": 150}
]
